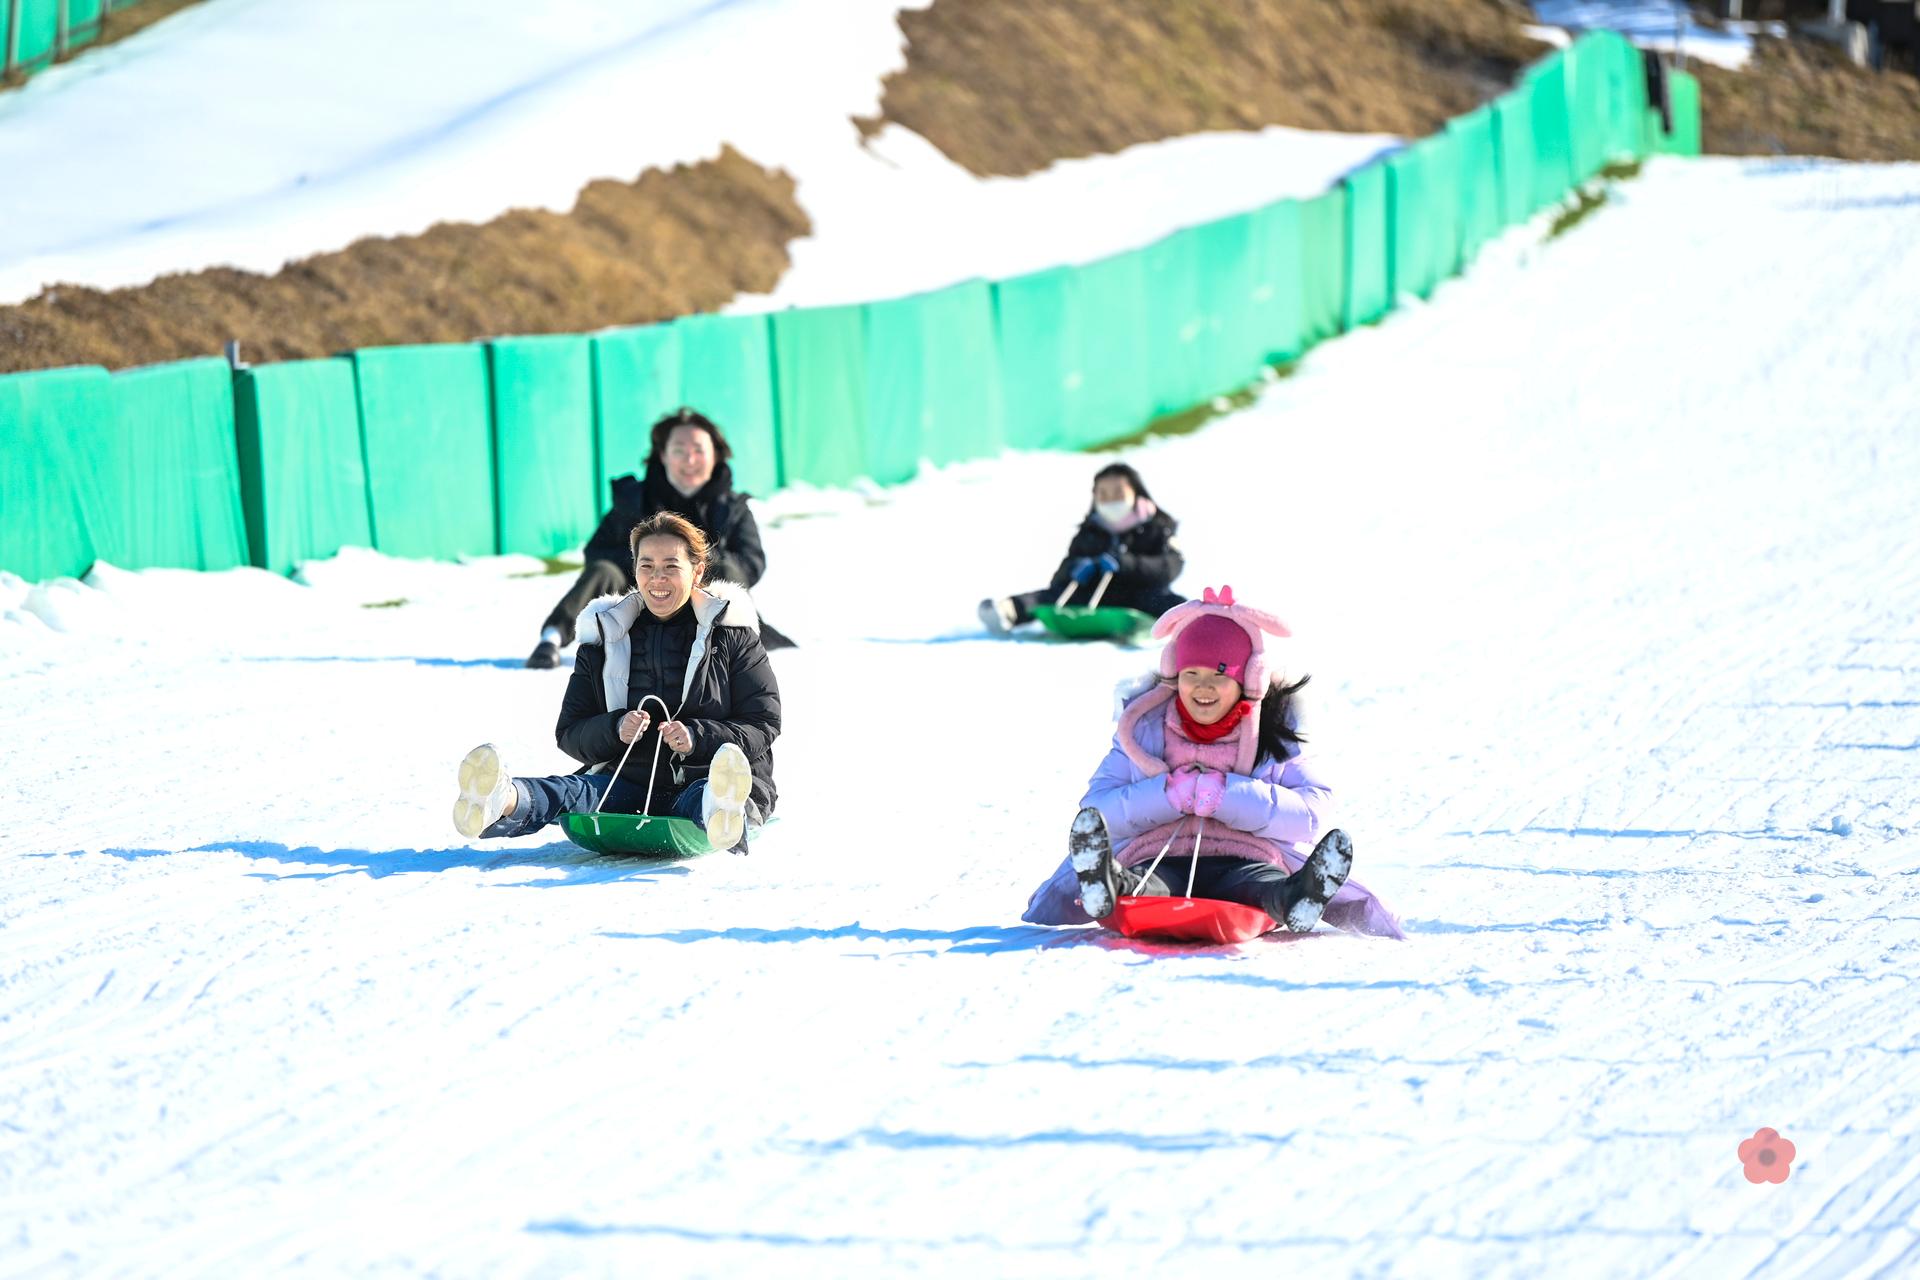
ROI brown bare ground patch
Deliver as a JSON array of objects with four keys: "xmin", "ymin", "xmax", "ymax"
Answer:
[
  {"xmin": 0, "ymin": 146, "xmax": 809, "ymax": 373},
  {"xmin": 1696, "ymin": 37, "xmax": 1920, "ymax": 162},
  {"xmin": 858, "ymin": 0, "xmax": 1548, "ymax": 177}
]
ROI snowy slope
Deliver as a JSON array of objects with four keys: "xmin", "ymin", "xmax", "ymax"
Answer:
[
  {"xmin": 4, "ymin": 155, "xmax": 1920, "ymax": 1276},
  {"xmin": 0, "ymin": 0, "xmax": 1393, "ymax": 309}
]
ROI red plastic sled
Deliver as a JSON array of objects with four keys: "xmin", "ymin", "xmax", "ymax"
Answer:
[{"xmin": 1099, "ymin": 896, "xmax": 1275, "ymax": 945}]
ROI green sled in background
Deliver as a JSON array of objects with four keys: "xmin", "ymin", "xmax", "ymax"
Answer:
[
  {"xmin": 1029, "ymin": 604, "xmax": 1159, "ymax": 642},
  {"xmin": 559, "ymin": 811, "xmax": 716, "ymax": 858}
]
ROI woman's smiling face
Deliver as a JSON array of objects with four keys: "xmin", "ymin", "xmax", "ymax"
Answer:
[
  {"xmin": 1177, "ymin": 667, "xmax": 1243, "ymax": 725},
  {"xmin": 633, "ymin": 534, "xmax": 700, "ymax": 617}
]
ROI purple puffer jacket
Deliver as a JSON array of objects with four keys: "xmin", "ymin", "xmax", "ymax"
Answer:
[{"xmin": 1023, "ymin": 686, "xmax": 1404, "ymax": 938}]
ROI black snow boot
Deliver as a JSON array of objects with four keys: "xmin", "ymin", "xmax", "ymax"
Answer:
[
  {"xmin": 1271, "ymin": 829, "xmax": 1354, "ymax": 933},
  {"xmin": 1069, "ymin": 807, "xmax": 1141, "ymax": 919},
  {"xmin": 526, "ymin": 640, "xmax": 560, "ymax": 669}
]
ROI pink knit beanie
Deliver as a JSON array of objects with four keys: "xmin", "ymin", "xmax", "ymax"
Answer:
[{"xmin": 1173, "ymin": 614, "xmax": 1253, "ymax": 682}]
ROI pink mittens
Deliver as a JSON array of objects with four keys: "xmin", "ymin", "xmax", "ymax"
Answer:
[{"xmin": 1166, "ymin": 765, "xmax": 1225, "ymax": 817}]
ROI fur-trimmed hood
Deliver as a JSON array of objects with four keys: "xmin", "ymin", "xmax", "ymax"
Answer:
[{"xmin": 575, "ymin": 581, "xmax": 760, "ymax": 720}]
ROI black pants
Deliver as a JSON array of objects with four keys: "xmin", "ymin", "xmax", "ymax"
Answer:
[
  {"xmin": 1008, "ymin": 585, "xmax": 1185, "ymax": 626},
  {"xmin": 1127, "ymin": 856, "xmax": 1291, "ymax": 919},
  {"xmin": 543, "ymin": 560, "xmax": 632, "ymax": 645},
  {"xmin": 541, "ymin": 560, "xmax": 796, "ymax": 650}
]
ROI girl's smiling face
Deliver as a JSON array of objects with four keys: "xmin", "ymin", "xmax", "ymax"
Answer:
[
  {"xmin": 1177, "ymin": 668, "xmax": 1243, "ymax": 725},
  {"xmin": 633, "ymin": 534, "xmax": 700, "ymax": 617}
]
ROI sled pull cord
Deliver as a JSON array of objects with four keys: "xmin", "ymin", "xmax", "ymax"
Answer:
[
  {"xmin": 1086, "ymin": 571, "xmax": 1115, "ymax": 611},
  {"xmin": 1186, "ymin": 817, "xmax": 1204, "ymax": 897},
  {"xmin": 594, "ymin": 694, "xmax": 676, "ymax": 816},
  {"xmin": 1133, "ymin": 817, "xmax": 1186, "ymax": 893}
]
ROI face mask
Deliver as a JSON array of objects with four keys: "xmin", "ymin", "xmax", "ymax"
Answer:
[{"xmin": 1094, "ymin": 499, "xmax": 1134, "ymax": 527}]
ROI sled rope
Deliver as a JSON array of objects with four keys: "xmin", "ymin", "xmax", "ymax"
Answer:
[
  {"xmin": 1128, "ymin": 813, "xmax": 1210, "ymax": 899},
  {"xmin": 593, "ymin": 694, "xmax": 680, "ymax": 817}
]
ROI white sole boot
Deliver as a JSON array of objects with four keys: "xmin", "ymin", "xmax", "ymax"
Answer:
[
  {"xmin": 453, "ymin": 743, "xmax": 514, "ymax": 838},
  {"xmin": 702, "ymin": 742, "xmax": 754, "ymax": 849}
]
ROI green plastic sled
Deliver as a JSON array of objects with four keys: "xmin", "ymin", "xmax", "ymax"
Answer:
[
  {"xmin": 560, "ymin": 811, "xmax": 716, "ymax": 858},
  {"xmin": 1030, "ymin": 604, "xmax": 1158, "ymax": 641}
]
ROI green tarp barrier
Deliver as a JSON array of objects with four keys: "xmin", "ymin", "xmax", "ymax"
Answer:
[
  {"xmin": 1495, "ymin": 89, "xmax": 1539, "ymax": 222},
  {"xmin": 1343, "ymin": 163, "xmax": 1390, "ymax": 329},
  {"xmin": 106, "ymin": 358, "xmax": 248, "ymax": 572},
  {"xmin": 1244, "ymin": 200, "xmax": 1307, "ymax": 366},
  {"xmin": 1187, "ymin": 213, "xmax": 1263, "ymax": 396},
  {"xmin": 1450, "ymin": 106, "xmax": 1503, "ymax": 262},
  {"xmin": 353, "ymin": 344, "xmax": 496, "ymax": 560},
  {"xmin": 1659, "ymin": 70, "xmax": 1702, "ymax": 157},
  {"xmin": 678, "ymin": 313, "xmax": 780, "ymax": 496},
  {"xmin": 1140, "ymin": 228, "xmax": 1213, "ymax": 417},
  {"xmin": 862, "ymin": 280, "xmax": 1006, "ymax": 484},
  {"xmin": 590, "ymin": 322, "xmax": 680, "ymax": 501},
  {"xmin": 232, "ymin": 359, "xmax": 373, "ymax": 576},
  {"xmin": 0, "ymin": 366, "xmax": 111, "ymax": 582},
  {"xmin": 1298, "ymin": 186, "xmax": 1347, "ymax": 347},
  {"xmin": 770, "ymin": 304, "xmax": 868, "ymax": 489},
  {"xmin": 1527, "ymin": 56, "xmax": 1577, "ymax": 214},
  {"xmin": 1386, "ymin": 145, "xmax": 1439, "ymax": 302},
  {"xmin": 1069, "ymin": 250, "xmax": 1153, "ymax": 446},
  {"xmin": 489, "ymin": 335, "xmax": 597, "ymax": 558},
  {"xmin": 993, "ymin": 267, "xmax": 1081, "ymax": 451}
]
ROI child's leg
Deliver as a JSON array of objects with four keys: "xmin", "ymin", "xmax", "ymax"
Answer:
[{"xmin": 1097, "ymin": 584, "xmax": 1186, "ymax": 617}]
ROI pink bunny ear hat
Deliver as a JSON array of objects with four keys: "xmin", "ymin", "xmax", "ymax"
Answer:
[{"xmin": 1150, "ymin": 585, "xmax": 1292, "ymax": 774}]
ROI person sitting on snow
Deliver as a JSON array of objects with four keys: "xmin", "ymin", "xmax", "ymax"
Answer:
[
  {"xmin": 457, "ymin": 512, "xmax": 779, "ymax": 852},
  {"xmin": 1023, "ymin": 585, "xmax": 1402, "ymax": 937},
  {"xmin": 977, "ymin": 461, "xmax": 1186, "ymax": 634},
  {"xmin": 526, "ymin": 406, "xmax": 791, "ymax": 667}
]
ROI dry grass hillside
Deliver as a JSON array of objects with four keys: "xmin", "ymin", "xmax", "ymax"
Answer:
[
  {"xmin": 0, "ymin": 148, "xmax": 807, "ymax": 374},
  {"xmin": 860, "ymin": 0, "xmax": 1547, "ymax": 176},
  {"xmin": 1698, "ymin": 37, "xmax": 1920, "ymax": 161}
]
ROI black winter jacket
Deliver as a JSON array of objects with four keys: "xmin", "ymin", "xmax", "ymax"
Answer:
[
  {"xmin": 557, "ymin": 590, "xmax": 780, "ymax": 813},
  {"xmin": 582, "ymin": 462, "xmax": 767, "ymax": 588},
  {"xmin": 1047, "ymin": 509, "xmax": 1184, "ymax": 597}
]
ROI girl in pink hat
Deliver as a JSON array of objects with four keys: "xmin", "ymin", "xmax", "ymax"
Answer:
[{"xmin": 1023, "ymin": 586, "xmax": 1403, "ymax": 938}]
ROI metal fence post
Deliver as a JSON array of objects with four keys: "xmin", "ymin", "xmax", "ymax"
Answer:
[{"xmin": 4, "ymin": 0, "xmax": 23, "ymax": 80}]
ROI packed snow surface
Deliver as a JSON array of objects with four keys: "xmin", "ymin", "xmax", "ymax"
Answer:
[
  {"xmin": 0, "ymin": 0, "xmax": 1392, "ymax": 307},
  {"xmin": 5, "ymin": 156, "xmax": 1920, "ymax": 1276}
]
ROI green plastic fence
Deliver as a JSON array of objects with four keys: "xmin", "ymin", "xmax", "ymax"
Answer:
[
  {"xmin": 232, "ymin": 359, "xmax": 372, "ymax": 576},
  {"xmin": 0, "ymin": 366, "xmax": 111, "ymax": 582},
  {"xmin": 770, "ymin": 304, "xmax": 869, "ymax": 489},
  {"xmin": 1343, "ymin": 163, "xmax": 1391, "ymax": 328},
  {"xmin": 107, "ymin": 358, "xmax": 249, "ymax": 572},
  {"xmin": 353, "ymin": 344, "xmax": 496, "ymax": 560},
  {"xmin": 863, "ymin": 280, "xmax": 1006, "ymax": 484},
  {"xmin": 5, "ymin": 0, "xmax": 118, "ymax": 77},
  {"xmin": 489, "ymin": 335, "xmax": 597, "ymax": 559},
  {"xmin": 2, "ymin": 31, "xmax": 1695, "ymax": 585}
]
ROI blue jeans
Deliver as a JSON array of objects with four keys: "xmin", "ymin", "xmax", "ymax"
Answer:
[{"xmin": 482, "ymin": 772, "xmax": 707, "ymax": 840}]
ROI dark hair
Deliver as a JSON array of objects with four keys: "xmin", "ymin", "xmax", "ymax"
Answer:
[
  {"xmin": 628, "ymin": 511, "xmax": 710, "ymax": 583},
  {"xmin": 1254, "ymin": 674, "xmax": 1311, "ymax": 769},
  {"xmin": 1092, "ymin": 462, "xmax": 1152, "ymax": 502},
  {"xmin": 648, "ymin": 406, "xmax": 733, "ymax": 468}
]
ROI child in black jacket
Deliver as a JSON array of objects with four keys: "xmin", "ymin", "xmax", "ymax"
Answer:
[{"xmin": 979, "ymin": 462, "xmax": 1186, "ymax": 633}]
